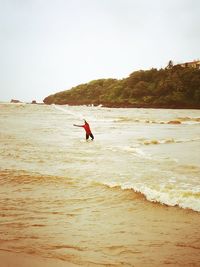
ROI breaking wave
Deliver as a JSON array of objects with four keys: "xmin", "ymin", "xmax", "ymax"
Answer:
[
  {"xmin": 115, "ymin": 117, "xmax": 200, "ymax": 125},
  {"xmin": 140, "ymin": 137, "xmax": 200, "ymax": 146},
  {"xmin": 100, "ymin": 180, "xmax": 200, "ymax": 212},
  {"xmin": 177, "ymin": 117, "xmax": 200, "ymax": 124}
]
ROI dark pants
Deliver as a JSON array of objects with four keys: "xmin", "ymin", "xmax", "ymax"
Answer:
[{"xmin": 86, "ymin": 133, "xmax": 94, "ymax": 140}]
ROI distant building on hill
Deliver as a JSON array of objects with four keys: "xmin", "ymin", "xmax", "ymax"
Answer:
[{"xmin": 176, "ymin": 60, "xmax": 200, "ymax": 69}]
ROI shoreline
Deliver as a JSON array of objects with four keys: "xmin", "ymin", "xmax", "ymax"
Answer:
[
  {"xmin": 0, "ymin": 189, "xmax": 200, "ymax": 267},
  {"xmin": 2, "ymin": 102, "xmax": 200, "ymax": 109},
  {"xmin": 44, "ymin": 102, "xmax": 200, "ymax": 109}
]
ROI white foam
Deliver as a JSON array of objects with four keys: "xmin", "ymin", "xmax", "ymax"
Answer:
[
  {"xmin": 102, "ymin": 180, "xmax": 200, "ymax": 212},
  {"xmin": 104, "ymin": 145, "xmax": 151, "ymax": 159}
]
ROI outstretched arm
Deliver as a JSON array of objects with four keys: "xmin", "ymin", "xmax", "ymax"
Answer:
[{"xmin": 73, "ymin": 124, "xmax": 83, "ymax": 127}]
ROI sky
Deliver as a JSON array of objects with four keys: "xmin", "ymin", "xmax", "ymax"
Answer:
[{"xmin": 0, "ymin": 0, "xmax": 200, "ymax": 103}]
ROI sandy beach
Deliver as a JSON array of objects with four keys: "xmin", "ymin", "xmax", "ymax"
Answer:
[
  {"xmin": 0, "ymin": 187, "xmax": 200, "ymax": 267},
  {"xmin": 0, "ymin": 251, "xmax": 78, "ymax": 267}
]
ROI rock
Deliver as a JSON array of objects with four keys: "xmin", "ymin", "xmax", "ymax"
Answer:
[
  {"xmin": 31, "ymin": 100, "xmax": 37, "ymax": 104},
  {"xmin": 10, "ymin": 99, "xmax": 21, "ymax": 103}
]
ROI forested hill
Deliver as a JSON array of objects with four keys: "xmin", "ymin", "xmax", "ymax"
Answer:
[{"xmin": 43, "ymin": 66, "xmax": 200, "ymax": 108}]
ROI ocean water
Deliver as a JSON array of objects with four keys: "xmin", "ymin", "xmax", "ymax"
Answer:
[{"xmin": 0, "ymin": 103, "xmax": 200, "ymax": 266}]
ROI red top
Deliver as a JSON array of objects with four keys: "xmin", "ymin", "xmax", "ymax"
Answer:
[{"xmin": 82, "ymin": 123, "xmax": 91, "ymax": 134}]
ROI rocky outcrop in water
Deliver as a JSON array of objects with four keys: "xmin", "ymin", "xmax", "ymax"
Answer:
[{"xmin": 10, "ymin": 99, "xmax": 22, "ymax": 103}]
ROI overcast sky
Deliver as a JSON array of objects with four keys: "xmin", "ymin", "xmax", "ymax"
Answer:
[{"xmin": 0, "ymin": 0, "xmax": 200, "ymax": 102}]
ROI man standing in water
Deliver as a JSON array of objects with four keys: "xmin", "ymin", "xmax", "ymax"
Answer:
[{"xmin": 73, "ymin": 120, "xmax": 94, "ymax": 141}]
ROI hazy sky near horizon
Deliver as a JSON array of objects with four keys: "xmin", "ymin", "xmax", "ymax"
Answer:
[{"xmin": 0, "ymin": 0, "xmax": 200, "ymax": 102}]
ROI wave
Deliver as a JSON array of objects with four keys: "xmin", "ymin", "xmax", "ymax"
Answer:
[
  {"xmin": 177, "ymin": 117, "xmax": 200, "ymax": 124},
  {"xmin": 114, "ymin": 116, "xmax": 200, "ymax": 125},
  {"xmin": 140, "ymin": 137, "xmax": 200, "ymax": 146},
  {"xmin": 1, "ymin": 169, "xmax": 199, "ymax": 212},
  {"xmin": 100, "ymin": 181, "xmax": 200, "ymax": 212},
  {"xmin": 0, "ymin": 169, "xmax": 76, "ymax": 186},
  {"xmin": 114, "ymin": 117, "xmax": 159, "ymax": 124},
  {"xmin": 104, "ymin": 145, "xmax": 151, "ymax": 159}
]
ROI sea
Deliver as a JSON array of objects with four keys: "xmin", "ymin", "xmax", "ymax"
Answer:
[{"xmin": 0, "ymin": 103, "xmax": 200, "ymax": 266}]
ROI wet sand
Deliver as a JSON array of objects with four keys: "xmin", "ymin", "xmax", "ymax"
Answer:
[
  {"xmin": 0, "ymin": 186, "xmax": 200, "ymax": 267},
  {"xmin": 0, "ymin": 251, "xmax": 78, "ymax": 267}
]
